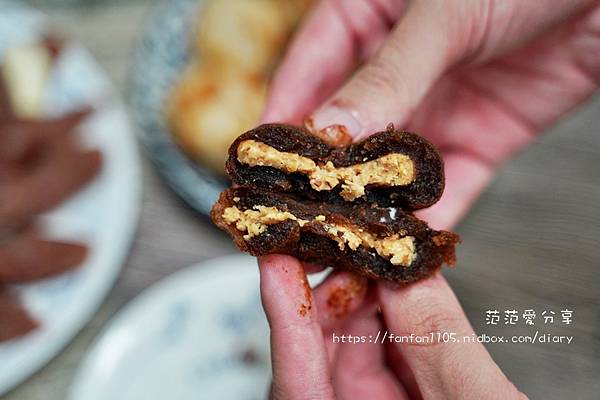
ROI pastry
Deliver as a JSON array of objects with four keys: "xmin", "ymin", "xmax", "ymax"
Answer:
[
  {"xmin": 212, "ymin": 187, "xmax": 458, "ymax": 283},
  {"xmin": 226, "ymin": 123, "xmax": 445, "ymax": 210},
  {"xmin": 0, "ymin": 287, "xmax": 37, "ymax": 342},
  {"xmin": 0, "ymin": 227, "xmax": 87, "ymax": 284},
  {"xmin": 166, "ymin": 63, "xmax": 265, "ymax": 174},
  {"xmin": 195, "ymin": 0, "xmax": 289, "ymax": 75},
  {"xmin": 0, "ymin": 49, "xmax": 102, "ymax": 340},
  {"xmin": 212, "ymin": 124, "xmax": 459, "ymax": 283},
  {"xmin": 167, "ymin": 0, "xmax": 313, "ymax": 175}
]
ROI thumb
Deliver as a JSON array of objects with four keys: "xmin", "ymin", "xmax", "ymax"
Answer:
[{"xmin": 310, "ymin": 0, "xmax": 475, "ymax": 138}]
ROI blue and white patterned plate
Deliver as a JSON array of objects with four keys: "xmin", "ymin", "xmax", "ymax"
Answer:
[
  {"xmin": 0, "ymin": 1, "xmax": 142, "ymax": 395},
  {"xmin": 70, "ymin": 255, "xmax": 270, "ymax": 400},
  {"xmin": 130, "ymin": 0, "xmax": 226, "ymax": 216}
]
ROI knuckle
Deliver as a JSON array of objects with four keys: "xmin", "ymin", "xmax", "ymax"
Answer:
[
  {"xmin": 415, "ymin": 310, "xmax": 463, "ymax": 337},
  {"xmin": 357, "ymin": 59, "xmax": 405, "ymax": 98},
  {"xmin": 403, "ymin": 295, "xmax": 465, "ymax": 338},
  {"xmin": 462, "ymin": 0, "xmax": 498, "ymax": 61}
]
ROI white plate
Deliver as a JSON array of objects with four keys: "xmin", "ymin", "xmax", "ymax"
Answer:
[
  {"xmin": 69, "ymin": 255, "xmax": 270, "ymax": 400},
  {"xmin": 0, "ymin": 0, "xmax": 142, "ymax": 395},
  {"xmin": 70, "ymin": 255, "xmax": 329, "ymax": 400}
]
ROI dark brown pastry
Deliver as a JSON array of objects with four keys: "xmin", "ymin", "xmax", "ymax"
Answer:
[
  {"xmin": 0, "ymin": 74, "xmax": 101, "ymax": 228},
  {"xmin": 212, "ymin": 187, "xmax": 458, "ymax": 283},
  {"xmin": 0, "ymin": 43, "xmax": 100, "ymax": 341},
  {"xmin": 0, "ymin": 76, "xmax": 12, "ymax": 122},
  {"xmin": 0, "ymin": 287, "xmax": 37, "ymax": 342},
  {"xmin": 0, "ymin": 226, "xmax": 87, "ymax": 284},
  {"xmin": 0, "ymin": 108, "xmax": 90, "ymax": 165},
  {"xmin": 0, "ymin": 144, "xmax": 102, "ymax": 227},
  {"xmin": 226, "ymin": 123, "xmax": 444, "ymax": 210}
]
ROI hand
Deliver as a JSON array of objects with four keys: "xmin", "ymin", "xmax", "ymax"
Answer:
[
  {"xmin": 259, "ymin": 256, "xmax": 525, "ymax": 399},
  {"xmin": 257, "ymin": 1, "xmax": 599, "ymax": 398}
]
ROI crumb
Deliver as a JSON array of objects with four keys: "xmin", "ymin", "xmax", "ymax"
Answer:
[
  {"xmin": 298, "ymin": 303, "xmax": 312, "ymax": 317},
  {"xmin": 238, "ymin": 347, "xmax": 259, "ymax": 366},
  {"xmin": 297, "ymin": 263, "xmax": 313, "ymax": 317},
  {"xmin": 326, "ymin": 274, "xmax": 367, "ymax": 319}
]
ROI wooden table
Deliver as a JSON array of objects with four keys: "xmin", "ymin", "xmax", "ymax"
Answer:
[{"xmin": 5, "ymin": 1, "xmax": 600, "ymax": 399}]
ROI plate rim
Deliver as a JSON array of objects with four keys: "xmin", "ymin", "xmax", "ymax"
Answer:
[
  {"xmin": 0, "ymin": 1, "xmax": 143, "ymax": 395},
  {"xmin": 68, "ymin": 254, "xmax": 259, "ymax": 400}
]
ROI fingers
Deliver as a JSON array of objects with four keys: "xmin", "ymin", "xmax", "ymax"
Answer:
[
  {"xmin": 261, "ymin": 0, "xmax": 405, "ymax": 124},
  {"xmin": 332, "ymin": 296, "xmax": 409, "ymax": 400},
  {"xmin": 468, "ymin": 0, "xmax": 597, "ymax": 63},
  {"xmin": 309, "ymin": 0, "xmax": 467, "ymax": 138},
  {"xmin": 312, "ymin": 270, "xmax": 368, "ymax": 332},
  {"xmin": 450, "ymin": 3, "xmax": 600, "ymax": 135},
  {"xmin": 302, "ymin": 262, "xmax": 327, "ymax": 274},
  {"xmin": 384, "ymin": 342, "xmax": 422, "ymax": 400},
  {"xmin": 409, "ymin": 5, "xmax": 600, "ymax": 233},
  {"xmin": 308, "ymin": 0, "xmax": 597, "ymax": 140},
  {"xmin": 0, "ymin": 227, "xmax": 87, "ymax": 283},
  {"xmin": 416, "ymin": 152, "xmax": 493, "ymax": 230},
  {"xmin": 258, "ymin": 255, "xmax": 335, "ymax": 400},
  {"xmin": 378, "ymin": 273, "xmax": 525, "ymax": 399},
  {"xmin": 261, "ymin": 0, "xmax": 353, "ymax": 124}
]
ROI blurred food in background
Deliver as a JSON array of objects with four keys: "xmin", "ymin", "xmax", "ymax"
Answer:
[
  {"xmin": 0, "ymin": 40, "xmax": 102, "ymax": 342},
  {"xmin": 0, "ymin": 287, "xmax": 37, "ymax": 342},
  {"xmin": 167, "ymin": 0, "xmax": 312, "ymax": 174},
  {"xmin": 2, "ymin": 43, "xmax": 51, "ymax": 118}
]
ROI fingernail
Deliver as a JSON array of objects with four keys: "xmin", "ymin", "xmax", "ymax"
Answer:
[{"xmin": 312, "ymin": 106, "xmax": 364, "ymax": 138}]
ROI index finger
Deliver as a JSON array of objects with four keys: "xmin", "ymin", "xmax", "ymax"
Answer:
[
  {"xmin": 378, "ymin": 273, "xmax": 525, "ymax": 399},
  {"xmin": 261, "ymin": 0, "xmax": 404, "ymax": 124},
  {"xmin": 258, "ymin": 254, "xmax": 335, "ymax": 399}
]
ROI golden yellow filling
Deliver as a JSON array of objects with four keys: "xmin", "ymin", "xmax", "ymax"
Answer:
[
  {"xmin": 222, "ymin": 205, "xmax": 308, "ymax": 240},
  {"xmin": 236, "ymin": 140, "xmax": 415, "ymax": 201},
  {"xmin": 222, "ymin": 205, "xmax": 415, "ymax": 267}
]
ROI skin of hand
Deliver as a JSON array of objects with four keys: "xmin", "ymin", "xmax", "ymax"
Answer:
[{"xmin": 257, "ymin": 0, "xmax": 600, "ymax": 399}]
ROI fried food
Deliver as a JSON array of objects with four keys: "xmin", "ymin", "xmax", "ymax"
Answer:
[
  {"xmin": 0, "ymin": 108, "xmax": 90, "ymax": 165},
  {"xmin": 212, "ymin": 124, "xmax": 459, "ymax": 284},
  {"xmin": 167, "ymin": 64, "xmax": 265, "ymax": 174},
  {"xmin": 0, "ymin": 86, "xmax": 101, "ymax": 227},
  {"xmin": 226, "ymin": 124, "xmax": 445, "ymax": 210},
  {"xmin": 0, "ymin": 287, "xmax": 37, "ymax": 342},
  {"xmin": 1, "ymin": 43, "xmax": 52, "ymax": 118},
  {"xmin": 0, "ymin": 144, "xmax": 102, "ymax": 227},
  {"xmin": 0, "ymin": 227, "xmax": 87, "ymax": 284},
  {"xmin": 0, "ymin": 49, "xmax": 101, "ymax": 340},
  {"xmin": 167, "ymin": 0, "xmax": 313, "ymax": 175},
  {"xmin": 196, "ymin": 0, "xmax": 289, "ymax": 74},
  {"xmin": 212, "ymin": 187, "xmax": 458, "ymax": 283}
]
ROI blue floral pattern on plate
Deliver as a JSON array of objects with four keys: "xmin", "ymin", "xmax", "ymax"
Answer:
[{"xmin": 70, "ymin": 255, "xmax": 272, "ymax": 400}]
